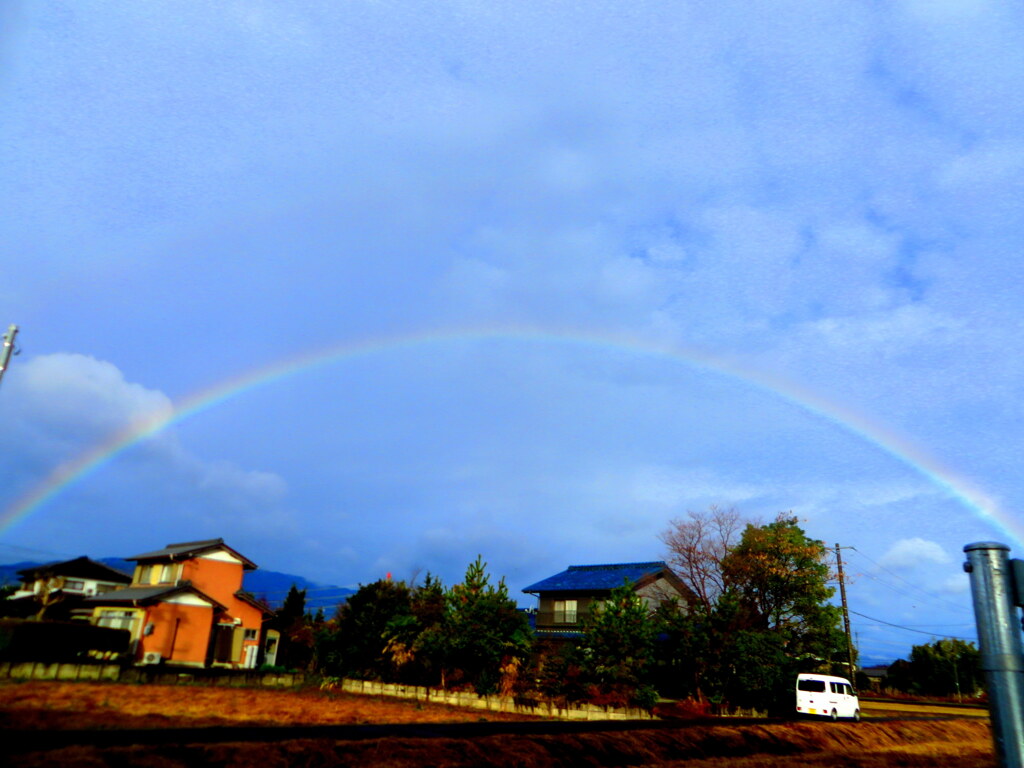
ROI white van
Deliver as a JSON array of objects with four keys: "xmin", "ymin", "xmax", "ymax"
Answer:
[{"xmin": 795, "ymin": 673, "xmax": 860, "ymax": 721}]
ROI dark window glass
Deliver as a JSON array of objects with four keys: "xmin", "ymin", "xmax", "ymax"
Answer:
[{"xmin": 798, "ymin": 679, "xmax": 826, "ymax": 692}]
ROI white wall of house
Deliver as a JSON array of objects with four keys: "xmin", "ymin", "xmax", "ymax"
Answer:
[{"xmin": 13, "ymin": 576, "xmax": 126, "ymax": 599}]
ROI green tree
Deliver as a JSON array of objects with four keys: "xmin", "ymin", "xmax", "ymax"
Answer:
[
  {"xmin": 575, "ymin": 582, "xmax": 659, "ymax": 708},
  {"xmin": 269, "ymin": 585, "xmax": 315, "ymax": 670},
  {"xmin": 318, "ymin": 579, "xmax": 412, "ymax": 680},
  {"xmin": 657, "ymin": 512, "xmax": 845, "ymax": 712},
  {"xmin": 652, "ymin": 600, "xmax": 711, "ymax": 700},
  {"xmin": 442, "ymin": 556, "xmax": 532, "ymax": 694},
  {"xmin": 909, "ymin": 638, "xmax": 983, "ymax": 700}
]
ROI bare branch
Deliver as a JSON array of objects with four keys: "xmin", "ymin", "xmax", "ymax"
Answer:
[{"xmin": 659, "ymin": 505, "xmax": 744, "ymax": 613}]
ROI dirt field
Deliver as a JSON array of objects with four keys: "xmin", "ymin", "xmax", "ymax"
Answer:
[
  {"xmin": 861, "ymin": 697, "xmax": 990, "ymax": 719},
  {"xmin": 0, "ymin": 680, "xmax": 543, "ymax": 730},
  {"xmin": 0, "ymin": 681, "xmax": 997, "ymax": 767}
]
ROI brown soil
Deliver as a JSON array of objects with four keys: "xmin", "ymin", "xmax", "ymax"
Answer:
[{"xmin": 0, "ymin": 681, "xmax": 997, "ymax": 768}]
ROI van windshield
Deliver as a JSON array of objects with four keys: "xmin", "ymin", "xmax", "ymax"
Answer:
[{"xmin": 797, "ymin": 679, "xmax": 826, "ymax": 692}]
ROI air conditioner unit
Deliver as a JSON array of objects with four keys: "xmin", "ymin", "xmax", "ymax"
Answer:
[{"xmin": 141, "ymin": 652, "xmax": 162, "ymax": 665}]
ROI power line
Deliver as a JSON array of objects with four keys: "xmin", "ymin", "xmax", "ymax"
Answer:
[
  {"xmin": 849, "ymin": 609, "xmax": 976, "ymax": 641},
  {"xmin": 0, "ymin": 542, "xmax": 80, "ymax": 560},
  {"xmin": 845, "ymin": 547, "xmax": 971, "ymax": 614}
]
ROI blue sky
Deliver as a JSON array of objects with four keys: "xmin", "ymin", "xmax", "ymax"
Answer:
[{"xmin": 3, "ymin": 1, "xmax": 1023, "ymax": 664}]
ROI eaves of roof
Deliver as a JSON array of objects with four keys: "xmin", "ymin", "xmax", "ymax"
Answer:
[
  {"xmin": 235, "ymin": 589, "xmax": 274, "ymax": 615},
  {"xmin": 82, "ymin": 582, "xmax": 226, "ymax": 611}
]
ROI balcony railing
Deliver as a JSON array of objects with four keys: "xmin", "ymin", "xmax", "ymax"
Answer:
[{"xmin": 534, "ymin": 609, "xmax": 595, "ymax": 629}]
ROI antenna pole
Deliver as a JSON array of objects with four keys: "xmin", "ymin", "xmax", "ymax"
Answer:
[{"xmin": 0, "ymin": 324, "xmax": 18, "ymax": 387}]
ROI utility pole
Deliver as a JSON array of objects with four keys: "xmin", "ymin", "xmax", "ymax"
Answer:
[
  {"xmin": 836, "ymin": 543, "xmax": 856, "ymax": 686},
  {"xmin": 0, "ymin": 324, "xmax": 18, "ymax": 387}
]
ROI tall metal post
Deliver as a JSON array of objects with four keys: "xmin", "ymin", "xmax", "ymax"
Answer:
[
  {"xmin": 0, "ymin": 324, "xmax": 17, "ymax": 387},
  {"xmin": 963, "ymin": 542, "xmax": 1024, "ymax": 768},
  {"xmin": 835, "ymin": 543, "xmax": 856, "ymax": 684}
]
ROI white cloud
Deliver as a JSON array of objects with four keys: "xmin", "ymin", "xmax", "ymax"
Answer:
[
  {"xmin": 10, "ymin": 353, "xmax": 173, "ymax": 441},
  {"xmin": 880, "ymin": 538, "xmax": 953, "ymax": 569},
  {"xmin": 2, "ymin": 353, "xmax": 289, "ymax": 542}
]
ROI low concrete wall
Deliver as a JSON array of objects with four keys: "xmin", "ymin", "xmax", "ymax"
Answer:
[
  {"xmin": 336, "ymin": 677, "xmax": 654, "ymax": 721},
  {"xmin": 0, "ymin": 661, "xmax": 303, "ymax": 688},
  {"xmin": 0, "ymin": 662, "xmax": 652, "ymax": 721},
  {"xmin": 0, "ymin": 661, "xmax": 122, "ymax": 682}
]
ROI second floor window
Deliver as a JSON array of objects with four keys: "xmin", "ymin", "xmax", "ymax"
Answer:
[
  {"xmin": 553, "ymin": 599, "xmax": 578, "ymax": 624},
  {"xmin": 159, "ymin": 563, "xmax": 180, "ymax": 583}
]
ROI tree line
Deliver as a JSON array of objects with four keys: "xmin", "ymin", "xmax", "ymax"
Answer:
[
  {"xmin": 269, "ymin": 508, "xmax": 858, "ymax": 713},
  {"xmin": 882, "ymin": 638, "xmax": 983, "ymax": 701}
]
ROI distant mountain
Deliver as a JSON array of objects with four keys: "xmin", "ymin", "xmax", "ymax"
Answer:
[
  {"xmin": 0, "ymin": 561, "xmax": 42, "ymax": 587},
  {"xmin": 0, "ymin": 558, "xmax": 355, "ymax": 612}
]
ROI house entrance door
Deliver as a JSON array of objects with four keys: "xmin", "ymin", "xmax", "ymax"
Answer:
[{"xmin": 212, "ymin": 624, "xmax": 235, "ymax": 663}]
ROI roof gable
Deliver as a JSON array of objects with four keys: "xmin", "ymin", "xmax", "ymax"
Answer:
[
  {"xmin": 126, "ymin": 538, "xmax": 257, "ymax": 570},
  {"xmin": 16, "ymin": 556, "xmax": 132, "ymax": 584},
  {"xmin": 523, "ymin": 561, "xmax": 677, "ymax": 594}
]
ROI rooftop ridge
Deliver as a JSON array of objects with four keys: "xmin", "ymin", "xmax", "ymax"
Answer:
[
  {"xmin": 566, "ymin": 561, "xmax": 667, "ymax": 571},
  {"xmin": 163, "ymin": 538, "xmax": 224, "ymax": 548}
]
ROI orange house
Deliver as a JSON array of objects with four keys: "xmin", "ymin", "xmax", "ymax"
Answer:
[{"xmin": 84, "ymin": 538, "xmax": 271, "ymax": 668}]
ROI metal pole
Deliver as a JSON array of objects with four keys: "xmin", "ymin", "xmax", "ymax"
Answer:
[
  {"xmin": 835, "ymin": 543, "xmax": 856, "ymax": 685},
  {"xmin": 964, "ymin": 542, "xmax": 1024, "ymax": 768},
  {"xmin": 0, "ymin": 324, "xmax": 17, "ymax": 387}
]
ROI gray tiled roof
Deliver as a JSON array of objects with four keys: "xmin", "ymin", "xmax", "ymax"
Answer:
[
  {"xmin": 82, "ymin": 584, "xmax": 186, "ymax": 603},
  {"xmin": 16, "ymin": 556, "xmax": 132, "ymax": 583},
  {"xmin": 125, "ymin": 538, "xmax": 256, "ymax": 569},
  {"xmin": 522, "ymin": 562, "xmax": 672, "ymax": 594},
  {"xmin": 82, "ymin": 582, "xmax": 225, "ymax": 610}
]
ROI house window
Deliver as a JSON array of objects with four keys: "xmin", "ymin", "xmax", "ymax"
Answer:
[
  {"xmin": 243, "ymin": 629, "xmax": 257, "ymax": 641},
  {"xmin": 96, "ymin": 610, "xmax": 137, "ymax": 632},
  {"xmin": 63, "ymin": 580, "xmax": 85, "ymax": 592},
  {"xmin": 159, "ymin": 563, "xmax": 180, "ymax": 584},
  {"xmin": 136, "ymin": 565, "xmax": 153, "ymax": 585},
  {"xmin": 553, "ymin": 599, "xmax": 578, "ymax": 624}
]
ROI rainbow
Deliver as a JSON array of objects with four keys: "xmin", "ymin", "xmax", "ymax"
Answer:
[{"xmin": 1, "ymin": 325, "xmax": 1016, "ymax": 544}]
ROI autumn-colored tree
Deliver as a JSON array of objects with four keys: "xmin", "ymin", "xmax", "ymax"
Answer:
[
  {"xmin": 383, "ymin": 573, "xmax": 447, "ymax": 686},
  {"xmin": 33, "ymin": 574, "xmax": 66, "ymax": 621},
  {"xmin": 721, "ymin": 514, "xmax": 843, "ymax": 660}
]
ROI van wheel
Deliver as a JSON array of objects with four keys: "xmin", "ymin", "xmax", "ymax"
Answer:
[
  {"xmin": 853, "ymin": 710, "xmax": 860, "ymax": 722},
  {"xmin": 830, "ymin": 709, "xmax": 838, "ymax": 722}
]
